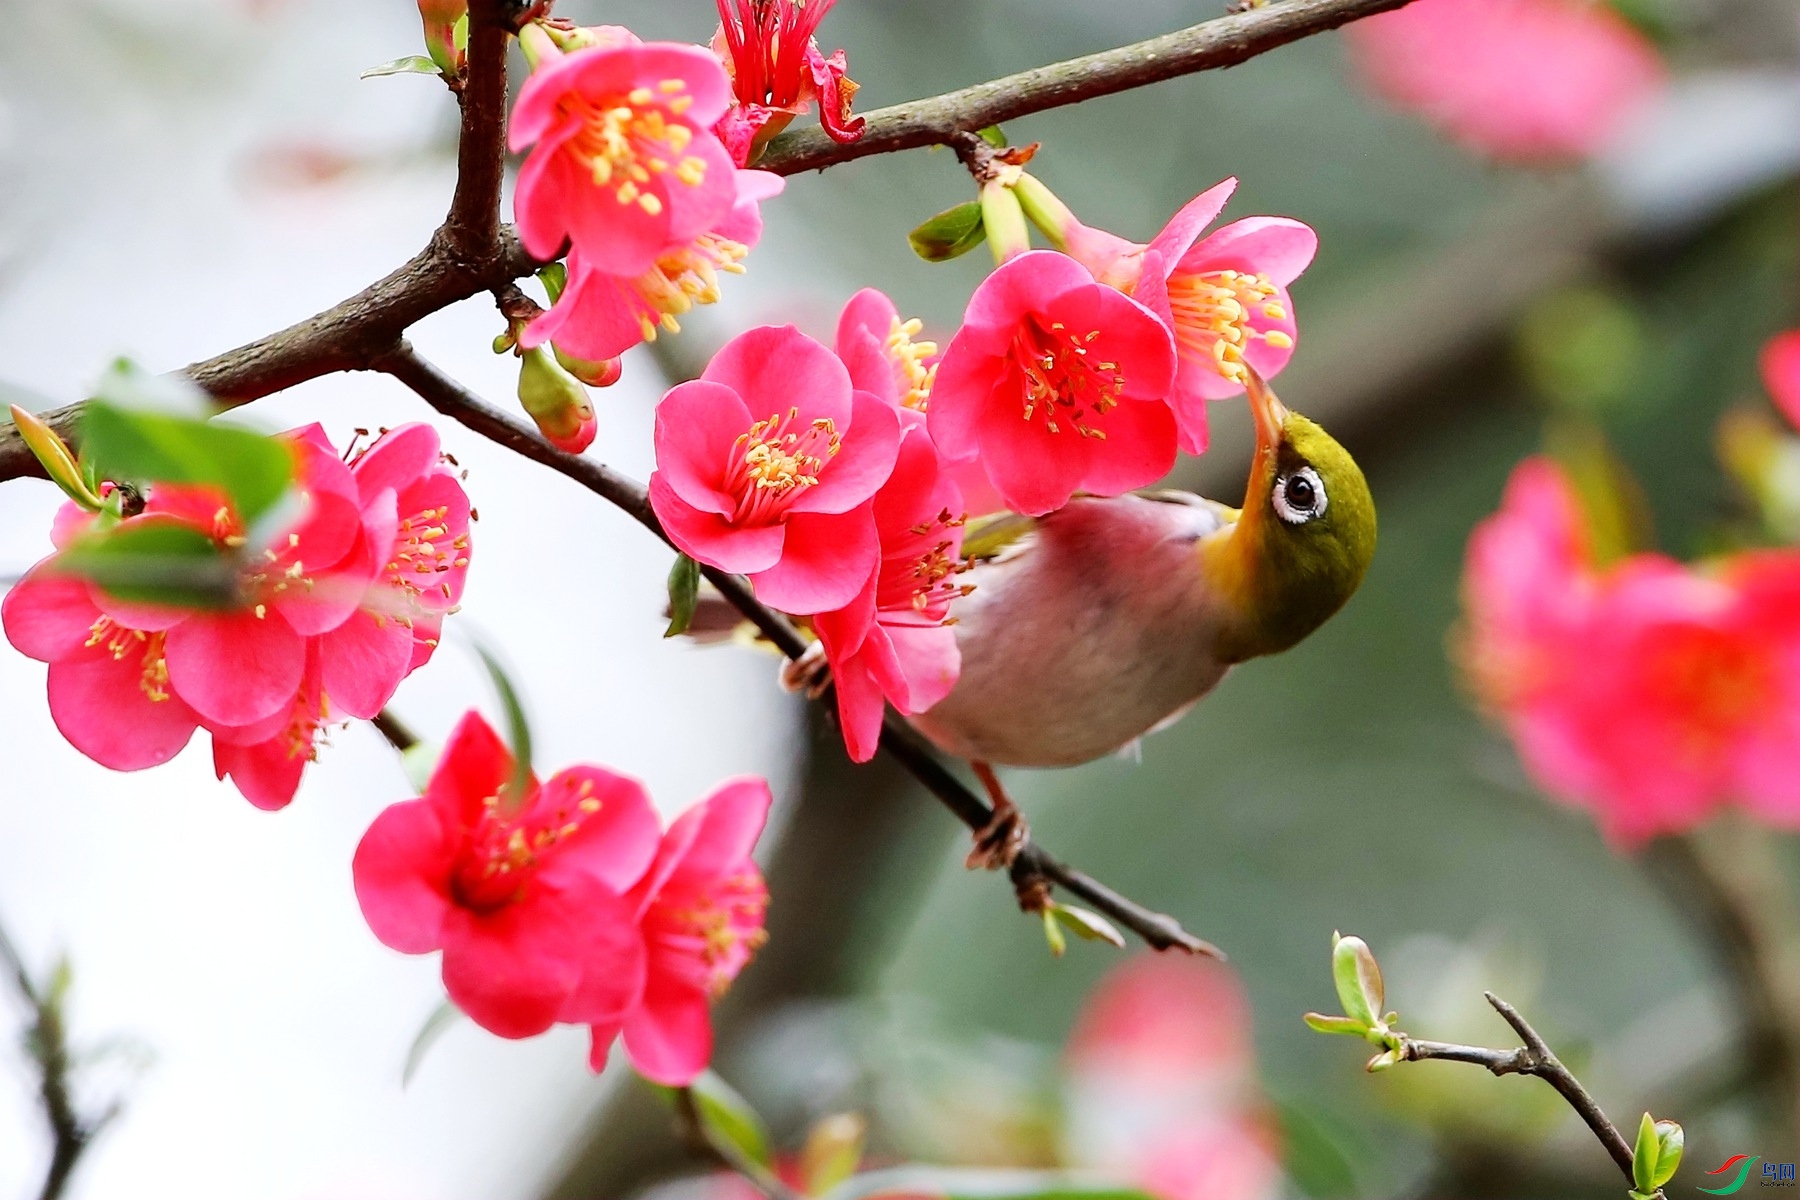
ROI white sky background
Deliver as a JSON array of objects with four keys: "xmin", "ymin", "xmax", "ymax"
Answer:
[{"xmin": 0, "ymin": 1, "xmax": 805, "ymax": 1197}]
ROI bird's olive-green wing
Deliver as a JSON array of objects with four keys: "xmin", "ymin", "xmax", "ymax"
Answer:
[{"xmin": 959, "ymin": 510, "xmax": 1040, "ymax": 563}]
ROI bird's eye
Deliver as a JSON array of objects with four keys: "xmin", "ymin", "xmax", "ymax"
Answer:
[{"xmin": 1273, "ymin": 466, "xmax": 1327, "ymax": 525}]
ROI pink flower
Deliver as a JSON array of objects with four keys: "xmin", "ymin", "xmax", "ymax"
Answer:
[
  {"xmin": 1, "ymin": 422, "xmax": 472, "ymax": 811},
  {"xmin": 1345, "ymin": 0, "xmax": 1665, "ymax": 162},
  {"xmin": 710, "ymin": 0, "xmax": 864, "ymax": 166},
  {"xmin": 510, "ymin": 36, "xmax": 741, "ymax": 279},
  {"xmin": 1461, "ymin": 458, "xmax": 1800, "ymax": 845},
  {"xmin": 927, "ymin": 250, "xmax": 1178, "ymax": 516},
  {"xmin": 835, "ymin": 287, "xmax": 1006, "ymax": 516},
  {"xmin": 588, "ymin": 777, "xmax": 771, "ymax": 1086},
  {"xmin": 1762, "ymin": 330, "xmax": 1800, "ymax": 430},
  {"xmin": 521, "ymin": 171, "xmax": 783, "ymax": 364},
  {"xmin": 650, "ymin": 325, "xmax": 901, "ymax": 613},
  {"xmin": 813, "ymin": 420, "xmax": 966, "ymax": 763},
  {"xmin": 353, "ymin": 710, "xmax": 662, "ymax": 1039},
  {"xmin": 1063, "ymin": 955, "xmax": 1281, "ymax": 1200},
  {"xmin": 1055, "ymin": 178, "xmax": 1315, "ymax": 455}
]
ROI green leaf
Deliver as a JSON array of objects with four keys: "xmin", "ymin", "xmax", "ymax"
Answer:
[
  {"xmin": 473, "ymin": 643, "xmax": 533, "ymax": 811},
  {"xmin": 1274, "ymin": 1097, "xmax": 1361, "ymax": 1198},
  {"xmin": 1330, "ymin": 933, "xmax": 1383, "ymax": 1030},
  {"xmin": 1050, "ymin": 904, "xmax": 1125, "ymax": 948},
  {"xmin": 362, "ymin": 55, "xmax": 442, "ymax": 79},
  {"xmin": 908, "ymin": 202, "xmax": 986, "ymax": 263},
  {"xmin": 402, "ymin": 998, "xmax": 462, "ymax": 1086},
  {"xmin": 1041, "ymin": 907, "xmax": 1067, "ymax": 958},
  {"xmin": 91, "ymin": 359, "xmax": 210, "ymax": 418},
  {"xmin": 978, "ymin": 126, "xmax": 1008, "ymax": 147},
  {"xmin": 1633, "ymin": 1112, "xmax": 1659, "ymax": 1193},
  {"xmin": 57, "ymin": 518, "xmax": 240, "ymax": 608},
  {"xmin": 687, "ymin": 1069, "xmax": 773, "ymax": 1171},
  {"xmin": 81, "ymin": 402, "xmax": 294, "ymax": 523},
  {"xmin": 823, "ymin": 1166, "xmax": 1157, "ymax": 1200},
  {"xmin": 664, "ymin": 553, "xmax": 700, "ymax": 638},
  {"xmin": 1302, "ymin": 1012, "xmax": 1367, "ymax": 1037}
]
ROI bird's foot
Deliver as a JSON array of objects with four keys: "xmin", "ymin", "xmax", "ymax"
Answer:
[
  {"xmin": 778, "ymin": 641, "xmax": 832, "ymax": 699},
  {"xmin": 965, "ymin": 762, "xmax": 1030, "ymax": 871}
]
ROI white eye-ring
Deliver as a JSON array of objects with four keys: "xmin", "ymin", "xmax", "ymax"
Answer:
[{"xmin": 1273, "ymin": 465, "xmax": 1327, "ymax": 525}]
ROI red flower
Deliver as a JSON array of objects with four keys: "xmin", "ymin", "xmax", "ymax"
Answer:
[
  {"xmin": 588, "ymin": 777, "xmax": 771, "ymax": 1085},
  {"xmin": 710, "ymin": 0, "xmax": 864, "ymax": 166},
  {"xmin": 353, "ymin": 711, "xmax": 663, "ymax": 1039},
  {"xmin": 649, "ymin": 325, "xmax": 901, "ymax": 613},
  {"xmin": 510, "ymin": 36, "xmax": 740, "ymax": 279},
  {"xmin": 813, "ymin": 419, "xmax": 966, "ymax": 763},
  {"xmin": 1057, "ymin": 178, "xmax": 1315, "ymax": 455},
  {"xmin": 1762, "ymin": 329, "xmax": 1800, "ymax": 430},
  {"xmin": 927, "ymin": 250, "xmax": 1177, "ymax": 516},
  {"xmin": 1345, "ymin": 0, "xmax": 1664, "ymax": 162},
  {"xmin": 1461, "ymin": 458, "xmax": 1800, "ymax": 845}
]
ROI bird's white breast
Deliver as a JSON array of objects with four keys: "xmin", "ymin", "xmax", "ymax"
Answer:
[{"xmin": 909, "ymin": 493, "xmax": 1237, "ymax": 767}]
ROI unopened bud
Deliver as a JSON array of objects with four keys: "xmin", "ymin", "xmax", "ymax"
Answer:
[
  {"xmin": 9, "ymin": 405, "xmax": 104, "ymax": 510},
  {"xmin": 1013, "ymin": 173, "xmax": 1077, "ymax": 250},
  {"xmin": 554, "ymin": 347, "xmax": 623, "ymax": 388},
  {"xmin": 979, "ymin": 179, "xmax": 1031, "ymax": 266},
  {"xmin": 517, "ymin": 347, "xmax": 596, "ymax": 454},
  {"xmin": 418, "ymin": 0, "xmax": 466, "ymax": 74},
  {"xmin": 1632, "ymin": 1113, "xmax": 1683, "ymax": 1195}
]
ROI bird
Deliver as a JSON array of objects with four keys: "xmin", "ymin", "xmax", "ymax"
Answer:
[{"xmin": 904, "ymin": 369, "xmax": 1377, "ymax": 867}]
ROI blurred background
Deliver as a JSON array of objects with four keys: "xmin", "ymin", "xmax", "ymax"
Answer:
[{"xmin": 0, "ymin": 0, "xmax": 1796, "ymax": 1197}]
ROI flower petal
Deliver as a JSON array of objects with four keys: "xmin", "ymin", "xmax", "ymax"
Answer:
[
  {"xmin": 621, "ymin": 971, "xmax": 714, "ymax": 1086},
  {"xmin": 353, "ymin": 798, "xmax": 455, "ymax": 953},
  {"xmin": 46, "ymin": 655, "xmax": 201, "ymax": 771},
  {"xmin": 440, "ymin": 876, "xmax": 601, "ymax": 1039},
  {"xmin": 749, "ymin": 505, "xmax": 878, "ymax": 613},
  {"xmin": 703, "ymin": 325, "xmax": 853, "ymax": 430},
  {"xmin": 650, "ymin": 472, "xmax": 787, "ymax": 575},
  {"xmin": 787, "ymin": 390, "xmax": 901, "ymax": 515},
  {"xmin": 653, "ymin": 380, "xmax": 755, "ymax": 515},
  {"xmin": 214, "ymin": 734, "xmax": 309, "ymax": 812},
  {"xmin": 164, "ymin": 609, "xmax": 307, "ymax": 727},
  {"xmin": 317, "ymin": 608, "xmax": 414, "ymax": 720}
]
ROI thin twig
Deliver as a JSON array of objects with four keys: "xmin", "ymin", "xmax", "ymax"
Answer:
[
  {"xmin": 0, "ymin": 0, "xmax": 1415, "ymax": 483},
  {"xmin": 1399, "ymin": 992, "xmax": 1637, "ymax": 1183},
  {"xmin": 374, "ymin": 343, "xmax": 1217, "ymax": 956},
  {"xmin": 755, "ymin": 0, "xmax": 1416, "ymax": 173},
  {"xmin": 371, "ymin": 709, "xmax": 422, "ymax": 754},
  {"xmin": 0, "ymin": 919, "xmax": 113, "ymax": 1200}
]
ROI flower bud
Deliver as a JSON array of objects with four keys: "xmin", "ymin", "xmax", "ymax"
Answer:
[
  {"xmin": 1331, "ymin": 932, "xmax": 1385, "ymax": 1032},
  {"xmin": 1013, "ymin": 173, "xmax": 1077, "ymax": 250},
  {"xmin": 418, "ymin": 0, "xmax": 466, "ymax": 74},
  {"xmin": 979, "ymin": 179, "xmax": 1031, "ymax": 265},
  {"xmin": 554, "ymin": 346, "xmax": 624, "ymax": 388},
  {"xmin": 9, "ymin": 404, "xmax": 104, "ymax": 510},
  {"xmin": 517, "ymin": 347, "xmax": 596, "ymax": 454}
]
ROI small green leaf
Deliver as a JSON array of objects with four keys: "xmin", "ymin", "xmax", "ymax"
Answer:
[
  {"xmin": 1330, "ymin": 933, "xmax": 1383, "ymax": 1030},
  {"xmin": 1051, "ymin": 904, "xmax": 1125, "ymax": 948},
  {"xmin": 57, "ymin": 518, "xmax": 240, "ymax": 608},
  {"xmin": 1633, "ymin": 1112, "xmax": 1659, "ymax": 1193},
  {"xmin": 1303, "ymin": 1012, "xmax": 1367, "ymax": 1037},
  {"xmin": 908, "ymin": 202, "xmax": 987, "ymax": 263},
  {"xmin": 978, "ymin": 126, "xmax": 1008, "ymax": 147},
  {"xmin": 81, "ymin": 402, "xmax": 294, "ymax": 523},
  {"xmin": 665, "ymin": 553, "xmax": 700, "ymax": 638},
  {"xmin": 1041, "ymin": 907, "xmax": 1067, "ymax": 958},
  {"xmin": 9, "ymin": 405, "xmax": 103, "ymax": 509},
  {"xmin": 473, "ymin": 643, "xmax": 534, "ymax": 811},
  {"xmin": 688, "ymin": 1069, "xmax": 773, "ymax": 1171},
  {"xmin": 402, "ymin": 998, "xmax": 463, "ymax": 1086},
  {"xmin": 536, "ymin": 262, "xmax": 569, "ymax": 306},
  {"xmin": 362, "ymin": 55, "xmax": 443, "ymax": 79},
  {"xmin": 800, "ymin": 1112, "xmax": 867, "ymax": 1196}
]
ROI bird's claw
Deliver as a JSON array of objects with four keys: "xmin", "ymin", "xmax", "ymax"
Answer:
[
  {"xmin": 965, "ymin": 803, "xmax": 1030, "ymax": 871},
  {"xmin": 779, "ymin": 641, "xmax": 832, "ymax": 699}
]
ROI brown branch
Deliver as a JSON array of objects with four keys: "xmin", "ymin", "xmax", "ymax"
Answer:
[
  {"xmin": 374, "ymin": 342, "xmax": 1217, "ymax": 956},
  {"xmin": 443, "ymin": 0, "xmax": 515, "ymax": 260},
  {"xmin": 0, "ymin": 919, "xmax": 118, "ymax": 1200},
  {"xmin": 1399, "ymin": 992, "xmax": 1637, "ymax": 1184},
  {"xmin": 755, "ymin": 0, "xmax": 1415, "ymax": 174}
]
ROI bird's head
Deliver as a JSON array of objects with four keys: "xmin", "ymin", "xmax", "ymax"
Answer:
[{"xmin": 1207, "ymin": 369, "xmax": 1376, "ymax": 662}]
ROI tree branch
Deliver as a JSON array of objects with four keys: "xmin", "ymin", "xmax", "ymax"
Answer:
[
  {"xmin": 374, "ymin": 342, "xmax": 1218, "ymax": 956},
  {"xmin": 1399, "ymin": 992, "xmax": 1637, "ymax": 1183},
  {"xmin": 756, "ymin": 0, "xmax": 1415, "ymax": 174},
  {"xmin": 442, "ymin": 0, "xmax": 515, "ymax": 260},
  {"xmin": 0, "ymin": 918, "xmax": 117, "ymax": 1200}
]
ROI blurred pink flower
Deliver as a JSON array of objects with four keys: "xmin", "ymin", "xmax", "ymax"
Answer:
[
  {"xmin": 710, "ymin": 0, "xmax": 864, "ymax": 166},
  {"xmin": 1461, "ymin": 458, "xmax": 1800, "ymax": 844},
  {"xmin": 928, "ymin": 250, "xmax": 1178, "ymax": 516},
  {"xmin": 650, "ymin": 325, "xmax": 901, "ymax": 613},
  {"xmin": 1345, "ymin": 0, "xmax": 1665, "ymax": 162},
  {"xmin": 353, "ymin": 710, "xmax": 661, "ymax": 1039},
  {"xmin": 1762, "ymin": 330, "xmax": 1800, "ymax": 430},
  {"xmin": 589, "ymin": 777, "xmax": 771, "ymax": 1085},
  {"xmin": 1063, "ymin": 955, "xmax": 1282, "ymax": 1200},
  {"xmin": 813, "ymin": 419, "xmax": 967, "ymax": 763},
  {"xmin": 1055, "ymin": 178, "xmax": 1315, "ymax": 455}
]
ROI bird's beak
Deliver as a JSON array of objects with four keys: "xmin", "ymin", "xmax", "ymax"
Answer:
[{"xmin": 1246, "ymin": 366, "xmax": 1288, "ymax": 456}]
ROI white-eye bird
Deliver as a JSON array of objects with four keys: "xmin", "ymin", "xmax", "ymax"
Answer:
[{"xmin": 906, "ymin": 370, "xmax": 1377, "ymax": 866}]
